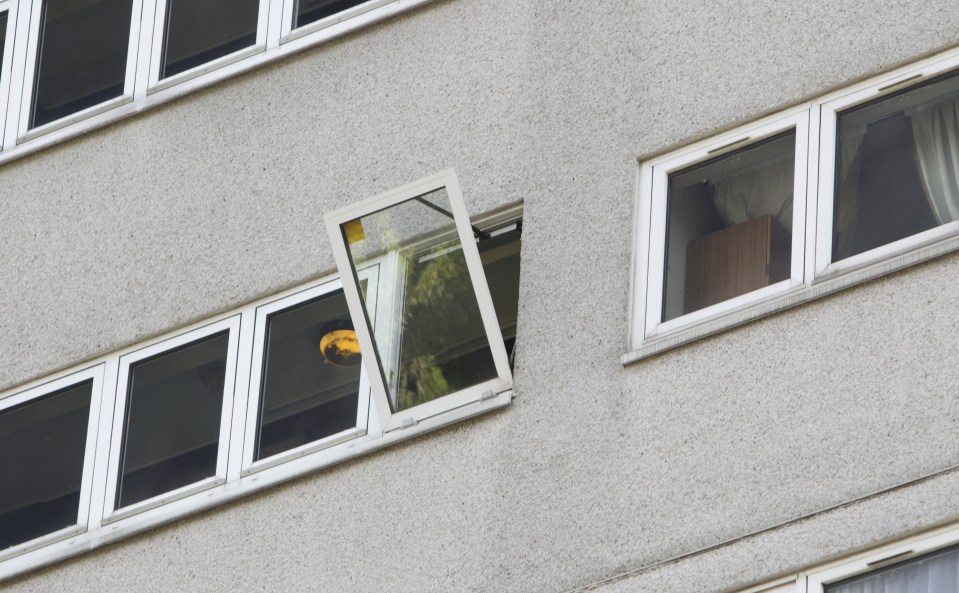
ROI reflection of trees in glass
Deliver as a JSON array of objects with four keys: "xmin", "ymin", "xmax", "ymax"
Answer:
[{"xmin": 396, "ymin": 241, "xmax": 496, "ymax": 411}]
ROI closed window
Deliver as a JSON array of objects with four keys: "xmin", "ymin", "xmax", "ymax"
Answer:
[
  {"xmin": 293, "ymin": 0, "xmax": 371, "ymax": 30},
  {"xmin": 831, "ymin": 70, "xmax": 959, "ymax": 262},
  {"xmin": 106, "ymin": 318, "xmax": 239, "ymax": 518},
  {"xmin": 633, "ymin": 110, "xmax": 809, "ymax": 349},
  {"xmin": 29, "ymin": 0, "xmax": 134, "ymax": 128},
  {"xmin": 630, "ymin": 52, "xmax": 959, "ymax": 361},
  {"xmin": 251, "ymin": 285, "xmax": 366, "ymax": 464},
  {"xmin": 663, "ymin": 132, "xmax": 796, "ymax": 320},
  {"xmin": 159, "ymin": 0, "xmax": 260, "ymax": 80},
  {"xmin": 0, "ymin": 367, "xmax": 102, "ymax": 560}
]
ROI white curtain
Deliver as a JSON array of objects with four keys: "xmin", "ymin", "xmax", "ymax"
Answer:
[
  {"xmin": 909, "ymin": 94, "xmax": 959, "ymax": 225},
  {"xmin": 828, "ymin": 547, "xmax": 959, "ymax": 593},
  {"xmin": 709, "ymin": 153, "xmax": 794, "ymax": 230}
]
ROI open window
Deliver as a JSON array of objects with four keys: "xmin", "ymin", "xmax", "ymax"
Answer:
[
  {"xmin": 0, "ymin": 366, "xmax": 103, "ymax": 561},
  {"xmin": 636, "ymin": 110, "xmax": 810, "ymax": 342},
  {"xmin": 21, "ymin": 0, "xmax": 142, "ymax": 136},
  {"xmin": 148, "ymin": 0, "xmax": 269, "ymax": 90},
  {"xmin": 326, "ymin": 169, "xmax": 513, "ymax": 432},
  {"xmin": 103, "ymin": 316, "xmax": 239, "ymax": 522},
  {"xmin": 817, "ymin": 58, "xmax": 959, "ymax": 277}
]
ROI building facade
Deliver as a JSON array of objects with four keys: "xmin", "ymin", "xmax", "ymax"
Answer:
[{"xmin": 1, "ymin": 0, "xmax": 959, "ymax": 592}]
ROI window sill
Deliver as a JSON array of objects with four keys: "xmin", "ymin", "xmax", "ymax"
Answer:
[{"xmin": 623, "ymin": 231, "xmax": 959, "ymax": 365}]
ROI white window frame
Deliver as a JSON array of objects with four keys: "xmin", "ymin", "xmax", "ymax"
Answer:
[
  {"xmin": 240, "ymin": 277, "xmax": 373, "ymax": 477},
  {"xmin": 101, "ymin": 315, "xmax": 241, "ymax": 524},
  {"xmin": 279, "ymin": 0, "xmax": 392, "ymax": 43},
  {"xmin": 325, "ymin": 168, "xmax": 513, "ymax": 433},
  {"xmin": 814, "ymin": 51, "xmax": 959, "ymax": 281},
  {"xmin": 0, "ymin": 1, "xmax": 19, "ymax": 147},
  {"xmin": 145, "ymin": 0, "xmax": 271, "ymax": 94},
  {"xmin": 0, "ymin": 364, "xmax": 105, "ymax": 563},
  {"xmin": 17, "ymin": 0, "xmax": 144, "ymax": 141},
  {"xmin": 632, "ymin": 107, "xmax": 812, "ymax": 348},
  {"xmin": 627, "ymin": 46, "xmax": 959, "ymax": 363},
  {"xmin": 807, "ymin": 523, "xmax": 959, "ymax": 592}
]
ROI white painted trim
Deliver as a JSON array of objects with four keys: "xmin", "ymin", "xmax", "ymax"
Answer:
[
  {"xmin": 325, "ymin": 169, "xmax": 513, "ymax": 433},
  {"xmin": 0, "ymin": 2, "xmax": 18, "ymax": 146}
]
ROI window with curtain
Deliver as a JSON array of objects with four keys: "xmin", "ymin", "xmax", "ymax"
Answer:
[
  {"xmin": 825, "ymin": 545, "xmax": 959, "ymax": 593},
  {"xmin": 833, "ymin": 69, "xmax": 959, "ymax": 262},
  {"xmin": 663, "ymin": 131, "xmax": 796, "ymax": 320}
]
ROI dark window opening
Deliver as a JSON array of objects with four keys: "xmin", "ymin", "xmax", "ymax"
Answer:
[
  {"xmin": 294, "ymin": 0, "xmax": 370, "ymax": 29},
  {"xmin": 161, "ymin": 0, "xmax": 259, "ymax": 80},
  {"xmin": 116, "ymin": 331, "xmax": 229, "ymax": 509},
  {"xmin": 255, "ymin": 291, "xmax": 361, "ymax": 462},
  {"xmin": 31, "ymin": 0, "xmax": 133, "ymax": 128},
  {"xmin": 0, "ymin": 381, "xmax": 92, "ymax": 551}
]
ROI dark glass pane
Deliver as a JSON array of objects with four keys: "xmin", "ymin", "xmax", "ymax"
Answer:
[
  {"xmin": 116, "ymin": 331, "xmax": 229, "ymax": 509},
  {"xmin": 0, "ymin": 381, "xmax": 92, "ymax": 552},
  {"xmin": 826, "ymin": 544, "xmax": 959, "ymax": 593},
  {"xmin": 833, "ymin": 70, "xmax": 959, "ymax": 262},
  {"xmin": 255, "ymin": 291, "xmax": 361, "ymax": 461},
  {"xmin": 663, "ymin": 132, "xmax": 795, "ymax": 321},
  {"xmin": 343, "ymin": 189, "xmax": 498, "ymax": 412},
  {"xmin": 31, "ymin": 0, "xmax": 133, "ymax": 128},
  {"xmin": 478, "ymin": 225, "xmax": 521, "ymax": 365},
  {"xmin": 294, "ymin": 0, "xmax": 369, "ymax": 29},
  {"xmin": 0, "ymin": 12, "xmax": 9, "ymax": 77},
  {"xmin": 161, "ymin": 0, "xmax": 259, "ymax": 79}
]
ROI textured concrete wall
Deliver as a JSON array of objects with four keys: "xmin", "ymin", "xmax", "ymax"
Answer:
[{"xmin": 3, "ymin": 0, "xmax": 959, "ymax": 592}]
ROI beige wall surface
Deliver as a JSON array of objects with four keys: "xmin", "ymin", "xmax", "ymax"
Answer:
[{"xmin": 3, "ymin": 0, "xmax": 959, "ymax": 592}]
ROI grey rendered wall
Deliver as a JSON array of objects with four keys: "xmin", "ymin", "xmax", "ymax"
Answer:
[{"xmin": 3, "ymin": 1, "xmax": 959, "ymax": 592}]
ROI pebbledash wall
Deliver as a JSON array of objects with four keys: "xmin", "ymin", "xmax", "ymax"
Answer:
[{"xmin": 3, "ymin": 0, "xmax": 959, "ymax": 592}]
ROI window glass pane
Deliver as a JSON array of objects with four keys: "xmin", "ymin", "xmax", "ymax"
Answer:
[
  {"xmin": 663, "ymin": 132, "xmax": 795, "ymax": 321},
  {"xmin": 0, "ymin": 381, "xmax": 92, "ymax": 552},
  {"xmin": 826, "ymin": 545, "xmax": 959, "ymax": 593},
  {"xmin": 116, "ymin": 331, "xmax": 229, "ymax": 509},
  {"xmin": 294, "ymin": 0, "xmax": 369, "ymax": 29},
  {"xmin": 342, "ymin": 188, "xmax": 498, "ymax": 412},
  {"xmin": 161, "ymin": 0, "xmax": 259, "ymax": 80},
  {"xmin": 0, "ymin": 12, "xmax": 9, "ymax": 77},
  {"xmin": 834, "ymin": 70, "xmax": 959, "ymax": 261},
  {"xmin": 478, "ymin": 225, "xmax": 521, "ymax": 365},
  {"xmin": 31, "ymin": 0, "xmax": 133, "ymax": 129},
  {"xmin": 256, "ymin": 291, "xmax": 361, "ymax": 461}
]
